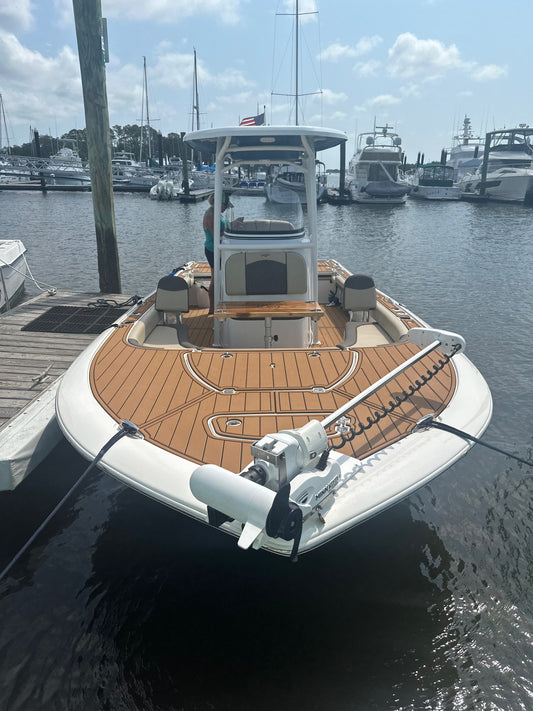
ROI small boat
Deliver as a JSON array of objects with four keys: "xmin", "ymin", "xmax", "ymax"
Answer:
[
  {"xmin": 457, "ymin": 125, "xmax": 533, "ymax": 204},
  {"xmin": 0, "ymin": 239, "xmax": 26, "ymax": 312},
  {"xmin": 56, "ymin": 124, "xmax": 492, "ymax": 561},
  {"xmin": 347, "ymin": 123, "xmax": 411, "ymax": 204},
  {"xmin": 409, "ymin": 162, "xmax": 461, "ymax": 201}
]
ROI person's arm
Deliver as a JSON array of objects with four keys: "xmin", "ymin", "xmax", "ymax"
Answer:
[{"xmin": 203, "ymin": 209, "xmax": 214, "ymax": 234}]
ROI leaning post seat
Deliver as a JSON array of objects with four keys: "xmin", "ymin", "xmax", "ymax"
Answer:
[
  {"xmin": 337, "ymin": 274, "xmax": 378, "ymax": 349},
  {"xmin": 155, "ymin": 275, "xmax": 190, "ymax": 317},
  {"xmin": 343, "ymin": 274, "xmax": 377, "ymax": 318}
]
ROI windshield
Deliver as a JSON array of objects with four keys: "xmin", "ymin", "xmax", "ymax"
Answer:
[{"xmin": 224, "ymin": 168, "xmax": 305, "ymax": 235}]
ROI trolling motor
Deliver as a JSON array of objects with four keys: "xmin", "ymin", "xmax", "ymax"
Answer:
[{"xmin": 190, "ymin": 420, "xmax": 343, "ymax": 561}]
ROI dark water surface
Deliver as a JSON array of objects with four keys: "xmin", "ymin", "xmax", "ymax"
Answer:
[{"xmin": 1, "ymin": 189, "xmax": 532, "ymax": 710}]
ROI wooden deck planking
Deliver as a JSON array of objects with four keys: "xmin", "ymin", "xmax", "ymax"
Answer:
[{"xmin": 0, "ymin": 290, "xmax": 132, "ymax": 429}]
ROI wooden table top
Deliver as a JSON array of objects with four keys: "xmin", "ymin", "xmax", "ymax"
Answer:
[{"xmin": 213, "ymin": 300, "xmax": 324, "ymax": 320}]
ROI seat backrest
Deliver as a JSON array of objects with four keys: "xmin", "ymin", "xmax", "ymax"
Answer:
[
  {"xmin": 225, "ymin": 251, "xmax": 307, "ymax": 296},
  {"xmin": 155, "ymin": 275, "xmax": 189, "ymax": 314},
  {"xmin": 343, "ymin": 274, "xmax": 376, "ymax": 312}
]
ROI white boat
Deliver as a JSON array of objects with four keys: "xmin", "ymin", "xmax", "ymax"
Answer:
[
  {"xmin": 347, "ymin": 123, "xmax": 411, "ymax": 204},
  {"xmin": 56, "ymin": 124, "xmax": 492, "ymax": 561},
  {"xmin": 265, "ymin": 164, "xmax": 327, "ymax": 203},
  {"xmin": 457, "ymin": 125, "xmax": 533, "ymax": 204},
  {"xmin": 447, "ymin": 116, "xmax": 484, "ymax": 182},
  {"xmin": 409, "ymin": 162, "xmax": 461, "ymax": 201},
  {"xmin": 0, "ymin": 239, "xmax": 26, "ymax": 312},
  {"xmin": 42, "ymin": 141, "xmax": 91, "ymax": 186}
]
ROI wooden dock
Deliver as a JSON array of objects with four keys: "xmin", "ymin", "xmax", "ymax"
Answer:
[{"xmin": 0, "ymin": 290, "xmax": 135, "ymax": 428}]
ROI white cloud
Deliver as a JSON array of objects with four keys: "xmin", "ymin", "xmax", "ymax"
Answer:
[
  {"xmin": 354, "ymin": 60, "xmax": 381, "ymax": 77},
  {"xmin": 354, "ymin": 35, "xmax": 382, "ymax": 56},
  {"xmin": 320, "ymin": 35, "xmax": 382, "ymax": 62},
  {"xmin": 319, "ymin": 88, "xmax": 348, "ymax": 104},
  {"xmin": 388, "ymin": 33, "xmax": 463, "ymax": 80},
  {"xmin": 367, "ymin": 94, "xmax": 401, "ymax": 107},
  {"xmin": 0, "ymin": 0, "xmax": 33, "ymax": 32},
  {"xmin": 102, "ymin": 0, "xmax": 244, "ymax": 24},
  {"xmin": 387, "ymin": 32, "xmax": 506, "ymax": 83},
  {"xmin": 320, "ymin": 42, "xmax": 357, "ymax": 62},
  {"xmin": 471, "ymin": 64, "xmax": 507, "ymax": 81}
]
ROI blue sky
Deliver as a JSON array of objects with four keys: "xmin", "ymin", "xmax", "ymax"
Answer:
[{"xmin": 0, "ymin": 0, "xmax": 531, "ymax": 168}]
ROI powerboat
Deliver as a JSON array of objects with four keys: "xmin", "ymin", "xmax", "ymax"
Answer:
[
  {"xmin": 457, "ymin": 125, "xmax": 533, "ymax": 204},
  {"xmin": 347, "ymin": 123, "xmax": 411, "ymax": 204},
  {"xmin": 0, "ymin": 240, "xmax": 26, "ymax": 311},
  {"xmin": 56, "ymin": 124, "xmax": 492, "ymax": 561},
  {"xmin": 409, "ymin": 162, "xmax": 461, "ymax": 201},
  {"xmin": 42, "ymin": 142, "xmax": 91, "ymax": 186},
  {"xmin": 265, "ymin": 164, "xmax": 327, "ymax": 203},
  {"xmin": 447, "ymin": 116, "xmax": 484, "ymax": 182}
]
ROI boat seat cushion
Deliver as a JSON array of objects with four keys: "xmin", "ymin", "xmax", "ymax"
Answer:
[
  {"xmin": 228, "ymin": 219, "xmax": 295, "ymax": 233},
  {"xmin": 155, "ymin": 275, "xmax": 189, "ymax": 314},
  {"xmin": 225, "ymin": 252, "xmax": 307, "ymax": 296},
  {"xmin": 343, "ymin": 274, "xmax": 377, "ymax": 312},
  {"xmin": 337, "ymin": 321, "xmax": 392, "ymax": 349}
]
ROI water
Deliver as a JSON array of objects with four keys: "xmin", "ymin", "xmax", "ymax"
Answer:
[{"xmin": 1, "ymin": 189, "xmax": 532, "ymax": 710}]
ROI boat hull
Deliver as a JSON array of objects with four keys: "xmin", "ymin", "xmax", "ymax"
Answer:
[
  {"xmin": 0, "ymin": 240, "xmax": 26, "ymax": 311},
  {"xmin": 55, "ymin": 275, "xmax": 492, "ymax": 558}
]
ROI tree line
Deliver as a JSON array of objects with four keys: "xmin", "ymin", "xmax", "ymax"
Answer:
[{"xmin": 7, "ymin": 124, "xmax": 191, "ymax": 166}]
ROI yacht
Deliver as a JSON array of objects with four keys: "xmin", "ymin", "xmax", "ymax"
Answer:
[
  {"xmin": 347, "ymin": 123, "xmax": 410, "ymax": 204},
  {"xmin": 265, "ymin": 164, "xmax": 327, "ymax": 203},
  {"xmin": 458, "ymin": 125, "xmax": 533, "ymax": 203},
  {"xmin": 447, "ymin": 116, "xmax": 484, "ymax": 182},
  {"xmin": 56, "ymin": 124, "xmax": 492, "ymax": 561},
  {"xmin": 43, "ymin": 141, "xmax": 91, "ymax": 186}
]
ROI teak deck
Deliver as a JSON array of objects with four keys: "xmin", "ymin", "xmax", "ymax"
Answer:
[{"xmin": 89, "ymin": 293, "xmax": 456, "ymax": 474}]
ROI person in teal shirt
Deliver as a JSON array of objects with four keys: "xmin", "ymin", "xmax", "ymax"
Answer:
[{"xmin": 202, "ymin": 192, "xmax": 233, "ymax": 313}]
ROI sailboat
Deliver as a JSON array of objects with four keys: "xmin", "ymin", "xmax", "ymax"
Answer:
[
  {"xmin": 265, "ymin": 0, "xmax": 326, "ymax": 204},
  {"xmin": 56, "ymin": 121, "xmax": 492, "ymax": 561}
]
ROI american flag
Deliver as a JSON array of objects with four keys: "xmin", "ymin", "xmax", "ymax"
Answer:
[{"xmin": 239, "ymin": 112, "xmax": 265, "ymax": 126}]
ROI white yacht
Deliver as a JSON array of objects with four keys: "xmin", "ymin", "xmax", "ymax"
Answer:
[
  {"xmin": 347, "ymin": 123, "xmax": 410, "ymax": 204},
  {"xmin": 265, "ymin": 164, "xmax": 327, "ymax": 203},
  {"xmin": 43, "ymin": 141, "xmax": 91, "ymax": 186},
  {"xmin": 56, "ymin": 124, "xmax": 492, "ymax": 561},
  {"xmin": 447, "ymin": 116, "xmax": 484, "ymax": 182},
  {"xmin": 458, "ymin": 125, "xmax": 533, "ymax": 203}
]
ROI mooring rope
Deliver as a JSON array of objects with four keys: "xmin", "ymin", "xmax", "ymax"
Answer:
[
  {"xmin": 0, "ymin": 420, "xmax": 141, "ymax": 584},
  {"xmin": 0, "ymin": 254, "xmax": 57, "ymax": 296},
  {"xmin": 86, "ymin": 295, "xmax": 142, "ymax": 309},
  {"xmin": 415, "ymin": 417, "xmax": 533, "ymax": 468}
]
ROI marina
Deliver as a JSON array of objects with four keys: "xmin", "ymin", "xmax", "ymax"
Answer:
[
  {"xmin": 1, "ymin": 0, "xmax": 533, "ymax": 708},
  {"xmin": 0, "ymin": 184, "xmax": 532, "ymax": 709}
]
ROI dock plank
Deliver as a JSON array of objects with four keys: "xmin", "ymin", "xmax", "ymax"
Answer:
[{"xmin": 0, "ymin": 290, "xmax": 135, "ymax": 429}]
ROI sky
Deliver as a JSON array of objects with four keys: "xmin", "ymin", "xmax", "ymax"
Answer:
[{"xmin": 0, "ymin": 0, "xmax": 532, "ymax": 169}]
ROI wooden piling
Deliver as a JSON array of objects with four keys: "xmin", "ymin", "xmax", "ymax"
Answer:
[
  {"xmin": 33, "ymin": 130, "xmax": 47, "ymax": 193},
  {"xmin": 72, "ymin": 0, "xmax": 121, "ymax": 293}
]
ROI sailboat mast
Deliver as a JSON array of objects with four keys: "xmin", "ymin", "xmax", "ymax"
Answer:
[
  {"xmin": 295, "ymin": 0, "xmax": 299, "ymax": 126},
  {"xmin": 144, "ymin": 56, "xmax": 152, "ymax": 162},
  {"xmin": 192, "ymin": 48, "xmax": 200, "ymax": 131}
]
